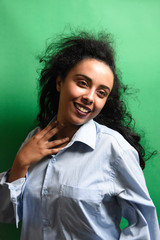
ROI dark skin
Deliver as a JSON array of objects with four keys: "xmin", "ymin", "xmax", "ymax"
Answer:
[{"xmin": 7, "ymin": 121, "xmax": 69, "ymax": 182}]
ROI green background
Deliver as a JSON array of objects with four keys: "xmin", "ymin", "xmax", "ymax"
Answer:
[{"xmin": 0, "ymin": 0, "xmax": 160, "ymax": 239}]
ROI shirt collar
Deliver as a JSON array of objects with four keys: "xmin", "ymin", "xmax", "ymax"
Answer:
[
  {"xmin": 71, "ymin": 119, "xmax": 96, "ymax": 150},
  {"xmin": 49, "ymin": 117, "xmax": 97, "ymax": 150}
]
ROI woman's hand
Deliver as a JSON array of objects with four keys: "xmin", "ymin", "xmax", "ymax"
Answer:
[
  {"xmin": 16, "ymin": 121, "xmax": 69, "ymax": 167},
  {"xmin": 7, "ymin": 121, "xmax": 69, "ymax": 182}
]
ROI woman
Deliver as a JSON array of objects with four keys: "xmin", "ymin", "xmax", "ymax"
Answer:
[{"xmin": 0, "ymin": 31, "xmax": 159, "ymax": 239}]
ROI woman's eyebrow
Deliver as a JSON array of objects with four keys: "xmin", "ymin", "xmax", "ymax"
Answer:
[
  {"xmin": 75, "ymin": 74, "xmax": 92, "ymax": 82},
  {"xmin": 75, "ymin": 74, "xmax": 111, "ymax": 92}
]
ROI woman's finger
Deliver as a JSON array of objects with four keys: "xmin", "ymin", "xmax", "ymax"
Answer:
[
  {"xmin": 38, "ymin": 121, "xmax": 58, "ymax": 137},
  {"xmin": 36, "ymin": 127, "xmax": 41, "ymax": 134},
  {"xmin": 48, "ymin": 146, "xmax": 67, "ymax": 155},
  {"xmin": 47, "ymin": 137, "xmax": 69, "ymax": 149},
  {"xmin": 42, "ymin": 122, "xmax": 65, "ymax": 141}
]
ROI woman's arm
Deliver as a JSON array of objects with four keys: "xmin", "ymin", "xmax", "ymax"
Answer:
[
  {"xmin": 113, "ymin": 147, "xmax": 160, "ymax": 240},
  {"xmin": 0, "ymin": 121, "xmax": 69, "ymax": 225},
  {"xmin": 7, "ymin": 121, "xmax": 69, "ymax": 182}
]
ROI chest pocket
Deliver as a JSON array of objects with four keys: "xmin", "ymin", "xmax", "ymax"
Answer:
[
  {"xmin": 57, "ymin": 184, "xmax": 103, "ymax": 237},
  {"xmin": 58, "ymin": 184, "xmax": 103, "ymax": 217},
  {"xmin": 60, "ymin": 184, "xmax": 102, "ymax": 201}
]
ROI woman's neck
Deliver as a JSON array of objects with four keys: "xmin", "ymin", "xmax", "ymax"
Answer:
[{"xmin": 56, "ymin": 122, "xmax": 80, "ymax": 141}]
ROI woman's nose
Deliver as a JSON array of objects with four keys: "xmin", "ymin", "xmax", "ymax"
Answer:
[{"xmin": 82, "ymin": 91, "xmax": 94, "ymax": 105}]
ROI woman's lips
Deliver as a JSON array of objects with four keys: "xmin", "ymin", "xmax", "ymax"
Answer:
[{"xmin": 74, "ymin": 102, "xmax": 91, "ymax": 116}]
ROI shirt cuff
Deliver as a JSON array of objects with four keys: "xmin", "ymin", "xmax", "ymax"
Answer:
[
  {"xmin": 0, "ymin": 170, "xmax": 25, "ymax": 185},
  {"xmin": 0, "ymin": 171, "xmax": 26, "ymax": 227}
]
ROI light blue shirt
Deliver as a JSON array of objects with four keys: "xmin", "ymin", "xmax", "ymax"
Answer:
[{"xmin": 0, "ymin": 119, "xmax": 160, "ymax": 240}]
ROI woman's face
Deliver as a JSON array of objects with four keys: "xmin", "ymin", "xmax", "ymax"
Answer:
[{"xmin": 56, "ymin": 58, "xmax": 114, "ymax": 127}]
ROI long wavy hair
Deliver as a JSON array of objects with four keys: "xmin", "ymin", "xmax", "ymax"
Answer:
[{"xmin": 37, "ymin": 31, "xmax": 148, "ymax": 169}]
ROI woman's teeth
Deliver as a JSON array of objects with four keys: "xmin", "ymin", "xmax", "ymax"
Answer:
[{"xmin": 75, "ymin": 103, "xmax": 90, "ymax": 113}]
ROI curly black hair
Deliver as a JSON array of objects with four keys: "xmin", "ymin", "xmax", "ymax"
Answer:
[{"xmin": 37, "ymin": 31, "xmax": 146, "ymax": 169}]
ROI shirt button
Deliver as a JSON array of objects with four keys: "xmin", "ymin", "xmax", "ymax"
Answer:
[
  {"xmin": 10, "ymin": 186, "xmax": 15, "ymax": 191},
  {"xmin": 43, "ymin": 189, "xmax": 49, "ymax": 196},
  {"xmin": 51, "ymin": 158, "xmax": 56, "ymax": 164},
  {"xmin": 42, "ymin": 219, "xmax": 50, "ymax": 227},
  {"xmin": 11, "ymin": 197, "xmax": 16, "ymax": 203},
  {"xmin": 59, "ymin": 186, "xmax": 63, "ymax": 195}
]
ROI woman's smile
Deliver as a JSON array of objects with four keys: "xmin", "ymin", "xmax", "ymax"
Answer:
[
  {"xmin": 74, "ymin": 102, "xmax": 92, "ymax": 117},
  {"xmin": 56, "ymin": 58, "xmax": 114, "ymax": 133}
]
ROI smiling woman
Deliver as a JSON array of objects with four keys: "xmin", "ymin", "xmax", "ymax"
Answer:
[
  {"xmin": 0, "ymin": 31, "xmax": 159, "ymax": 240},
  {"xmin": 56, "ymin": 58, "xmax": 114, "ymax": 136}
]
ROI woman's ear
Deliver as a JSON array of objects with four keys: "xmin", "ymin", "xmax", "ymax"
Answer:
[{"xmin": 56, "ymin": 76, "xmax": 62, "ymax": 92}]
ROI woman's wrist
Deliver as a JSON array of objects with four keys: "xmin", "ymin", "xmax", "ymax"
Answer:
[{"xmin": 7, "ymin": 156, "xmax": 29, "ymax": 183}]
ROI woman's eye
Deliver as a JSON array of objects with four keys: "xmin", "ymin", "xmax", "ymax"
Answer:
[
  {"xmin": 97, "ymin": 90, "xmax": 107, "ymax": 98},
  {"xmin": 78, "ymin": 80, "xmax": 88, "ymax": 87}
]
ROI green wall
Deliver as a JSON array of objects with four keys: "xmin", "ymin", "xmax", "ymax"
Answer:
[{"xmin": 0, "ymin": 0, "xmax": 160, "ymax": 239}]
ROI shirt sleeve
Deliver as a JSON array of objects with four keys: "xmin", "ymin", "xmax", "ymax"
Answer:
[
  {"xmin": 0, "ymin": 171, "xmax": 25, "ymax": 227},
  {"xmin": 112, "ymin": 146, "xmax": 160, "ymax": 240},
  {"xmin": 0, "ymin": 127, "xmax": 38, "ymax": 227}
]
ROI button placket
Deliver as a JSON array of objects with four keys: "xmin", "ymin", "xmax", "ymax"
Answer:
[{"xmin": 42, "ymin": 155, "xmax": 58, "ymax": 231}]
